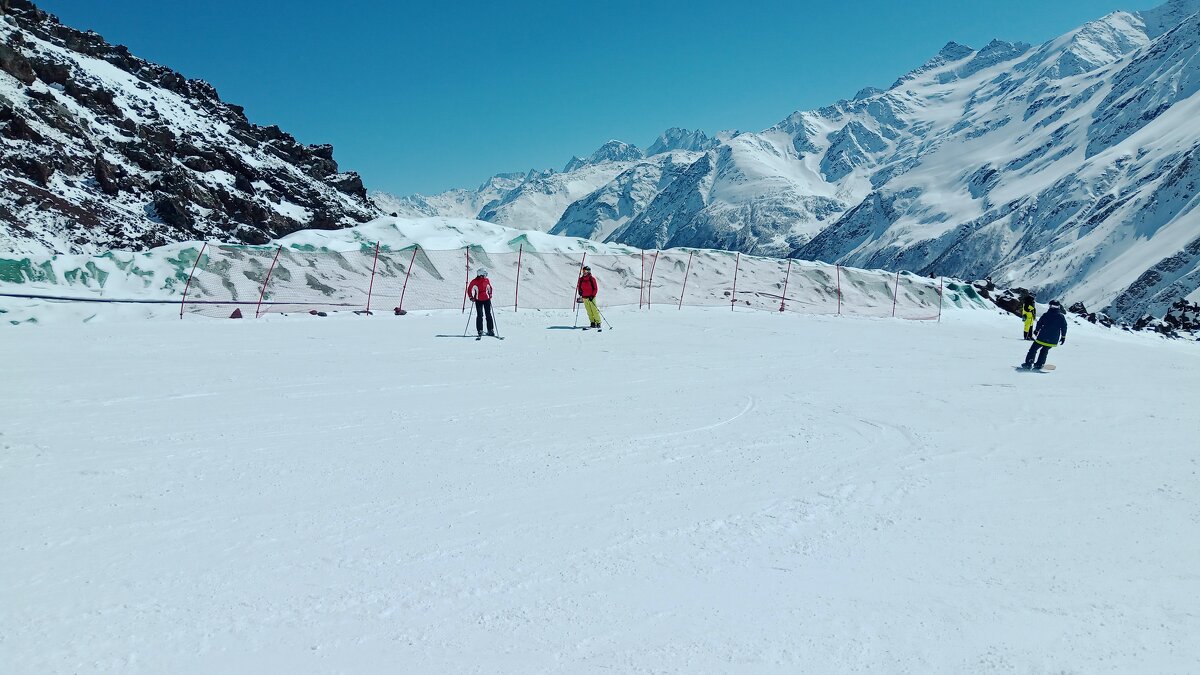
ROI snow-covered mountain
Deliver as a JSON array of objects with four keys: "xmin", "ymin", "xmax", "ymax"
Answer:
[
  {"xmin": 0, "ymin": 0, "xmax": 381, "ymax": 254},
  {"xmin": 373, "ymin": 131, "xmax": 717, "ymax": 238},
  {"xmin": 381, "ymin": 0, "xmax": 1200, "ymax": 321}
]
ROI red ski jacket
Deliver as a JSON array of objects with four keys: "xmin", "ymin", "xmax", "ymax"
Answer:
[
  {"xmin": 577, "ymin": 275, "xmax": 598, "ymax": 299},
  {"xmin": 467, "ymin": 277, "xmax": 493, "ymax": 301}
]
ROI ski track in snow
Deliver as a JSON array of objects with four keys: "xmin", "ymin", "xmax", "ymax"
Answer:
[
  {"xmin": 2, "ymin": 306, "xmax": 1199, "ymax": 673},
  {"xmin": 636, "ymin": 395, "xmax": 756, "ymax": 441}
]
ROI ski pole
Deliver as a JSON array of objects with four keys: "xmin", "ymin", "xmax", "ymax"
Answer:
[
  {"xmin": 574, "ymin": 300, "xmax": 581, "ymax": 328},
  {"xmin": 490, "ymin": 302, "xmax": 500, "ymax": 338},
  {"xmin": 463, "ymin": 301, "xmax": 474, "ymax": 336},
  {"xmin": 598, "ymin": 306, "xmax": 613, "ymax": 329}
]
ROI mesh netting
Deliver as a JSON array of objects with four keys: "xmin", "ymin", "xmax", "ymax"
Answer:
[{"xmin": 181, "ymin": 244, "xmax": 946, "ymax": 321}]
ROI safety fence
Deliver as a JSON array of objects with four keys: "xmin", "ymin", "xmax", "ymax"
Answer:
[{"xmin": 179, "ymin": 244, "xmax": 947, "ymax": 321}]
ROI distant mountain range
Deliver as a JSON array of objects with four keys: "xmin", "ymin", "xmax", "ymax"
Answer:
[{"xmin": 375, "ymin": 0, "xmax": 1200, "ymax": 321}]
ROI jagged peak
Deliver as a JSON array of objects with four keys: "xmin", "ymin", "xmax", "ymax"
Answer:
[
  {"xmin": 476, "ymin": 172, "xmax": 526, "ymax": 192},
  {"xmin": 589, "ymin": 139, "xmax": 643, "ymax": 163},
  {"xmin": 853, "ymin": 87, "xmax": 884, "ymax": 101},
  {"xmin": 937, "ymin": 41, "xmax": 976, "ymax": 60},
  {"xmin": 646, "ymin": 127, "xmax": 718, "ymax": 155},
  {"xmin": 978, "ymin": 38, "xmax": 1030, "ymax": 57},
  {"xmin": 525, "ymin": 168, "xmax": 555, "ymax": 182},
  {"xmin": 1023, "ymin": 10, "xmax": 1151, "ymax": 79},
  {"xmin": 562, "ymin": 140, "xmax": 644, "ymax": 172},
  {"xmin": 890, "ymin": 41, "xmax": 976, "ymax": 89},
  {"xmin": 1139, "ymin": 0, "xmax": 1200, "ymax": 38}
]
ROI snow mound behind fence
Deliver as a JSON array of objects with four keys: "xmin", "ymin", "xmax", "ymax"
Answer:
[{"xmin": 177, "ymin": 244, "xmax": 973, "ymax": 321}]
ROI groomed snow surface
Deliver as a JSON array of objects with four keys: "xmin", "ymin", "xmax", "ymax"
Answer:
[{"xmin": 3, "ymin": 307, "xmax": 1199, "ymax": 673}]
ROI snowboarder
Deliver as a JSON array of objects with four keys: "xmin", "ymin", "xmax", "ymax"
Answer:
[
  {"xmin": 577, "ymin": 266, "xmax": 602, "ymax": 329},
  {"xmin": 1021, "ymin": 299, "xmax": 1067, "ymax": 370},
  {"xmin": 467, "ymin": 269, "xmax": 495, "ymax": 337},
  {"xmin": 1021, "ymin": 294, "xmax": 1037, "ymax": 340}
]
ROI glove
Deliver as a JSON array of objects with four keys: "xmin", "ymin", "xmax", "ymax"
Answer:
[{"xmin": 1060, "ymin": 337, "xmax": 1066, "ymax": 345}]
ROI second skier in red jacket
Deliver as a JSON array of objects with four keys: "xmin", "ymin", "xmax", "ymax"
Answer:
[
  {"xmin": 577, "ymin": 266, "xmax": 601, "ymax": 328},
  {"xmin": 467, "ymin": 269, "xmax": 495, "ymax": 336}
]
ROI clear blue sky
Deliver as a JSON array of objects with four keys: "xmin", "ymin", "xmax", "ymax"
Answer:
[{"xmin": 39, "ymin": 0, "xmax": 1162, "ymax": 196}]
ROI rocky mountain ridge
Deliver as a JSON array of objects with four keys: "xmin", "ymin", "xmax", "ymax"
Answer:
[{"xmin": 0, "ymin": 0, "xmax": 380, "ymax": 254}]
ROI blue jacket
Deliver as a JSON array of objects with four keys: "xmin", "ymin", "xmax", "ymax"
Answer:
[{"xmin": 1034, "ymin": 308, "xmax": 1068, "ymax": 345}]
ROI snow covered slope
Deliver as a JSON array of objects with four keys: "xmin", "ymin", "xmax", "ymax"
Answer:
[
  {"xmin": 0, "ymin": 0, "xmax": 380, "ymax": 255},
  {"xmin": 385, "ymin": 0, "xmax": 1200, "ymax": 322},
  {"xmin": 3, "ymin": 307, "xmax": 1198, "ymax": 672}
]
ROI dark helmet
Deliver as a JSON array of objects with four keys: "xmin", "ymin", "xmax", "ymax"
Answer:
[{"xmin": 1049, "ymin": 299, "xmax": 1063, "ymax": 310}]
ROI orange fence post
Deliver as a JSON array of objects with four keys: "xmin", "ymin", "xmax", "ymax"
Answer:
[
  {"xmin": 730, "ymin": 252, "xmax": 741, "ymax": 311},
  {"xmin": 678, "ymin": 251, "xmax": 693, "ymax": 310},
  {"xmin": 514, "ymin": 244, "xmax": 523, "ymax": 311},
  {"xmin": 179, "ymin": 241, "xmax": 207, "ymax": 319},
  {"xmin": 646, "ymin": 251, "xmax": 660, "ymax": 308},
  {"xmin": 892, "ymin": 270, "xmax": 900, "ymax": 318},
  {"xmin": 937, "ymin": 276, "xmax": 944, "ymax": 323},
  {"xmin": 254, "ymin": 245, "xmax": 284, "ymax": 319},
  {"xmin": 398, "ymin": 247, "xmax": 418, "ymax": 313},
  {"xmin": 462, "ymin": 248, "xmax": 470, "ymax": 313},
  {"xmin": 836, "ymin": 264, "xmax": 842, "ymax": 315},
  {"xmin": 365, "ymin": 241, "xmax": 380, "ymax": 314},
  {"xmin": 639, "ymin": 251, "xmax": 645, "ymax": 309},
  {"xmin": 780, "ymin": 258, "xmax": 792, "ymax": 312},
  {"xmin": 573, "ymin": 252, "xmax": 587, "ymax": 310}
]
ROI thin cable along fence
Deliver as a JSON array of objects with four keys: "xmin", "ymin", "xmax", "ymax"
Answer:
[{"xmin": 180, "ymin": 244, "xmax": 946, "ymax": 321}]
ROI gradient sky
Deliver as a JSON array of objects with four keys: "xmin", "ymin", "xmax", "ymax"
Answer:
[{"xmin": 37, "ymin": 0, "xmax": 1163, "ymax": 196}]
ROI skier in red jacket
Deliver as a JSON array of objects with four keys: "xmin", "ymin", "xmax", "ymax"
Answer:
[
  {"xmin": 577, "ymin": 266, "xmax": 602, "ymax": 328},
  {"xmin": 466, "ymin": 269, "xmax": 495, "ymax": 337}
]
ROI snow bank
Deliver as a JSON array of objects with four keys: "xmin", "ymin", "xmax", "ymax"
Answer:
[{"xmin": 0, "ymin": 217, "xmax": 988, "ymax": 324}]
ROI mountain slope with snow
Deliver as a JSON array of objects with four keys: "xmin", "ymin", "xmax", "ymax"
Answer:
[
  {"xmin": 793, "ymin": 0, "xmax": 1200, "ymax": 322},
  {"xmin": 385, "ymin": 0, "xmax": 1200, "ymax": 321},
  {"xmin": 0, "ymin": 0, "xmax": 380, "ymax": 255}
]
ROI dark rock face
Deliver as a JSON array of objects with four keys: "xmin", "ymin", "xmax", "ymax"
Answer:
[
  {"xmin": 981, "ymin": 282, "xmax": 1188, "ymax": 339},
  {"xmin": 0, "ymin": 0, "xmax": 382, "ymax": 253},
  {"xmin": 1066, "ymin": 300, "xmax": 1115, "ymax": 328},
  {"xmin": 991, "ymin": 287, "xmax": 1033, "ymax": 317},
  {"xmin": 0, "ymin": 40, "xmax": 36, "ymax": 84}
]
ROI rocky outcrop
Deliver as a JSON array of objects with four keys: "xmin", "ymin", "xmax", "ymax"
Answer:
[{"xmin": 0, "ymin": 0, "xmax": 381, "ymax": 254}]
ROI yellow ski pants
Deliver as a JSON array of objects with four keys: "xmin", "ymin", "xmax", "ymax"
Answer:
[{"xmin": 582, "ymin": 298, "xmax": 601, "ymax": 325}]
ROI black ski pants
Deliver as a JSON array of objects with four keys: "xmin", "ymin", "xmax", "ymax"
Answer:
[
  {"xmin": 1024, "ymin": 341, "xmax": 1052, "ymax": 368},
  {"xmin": 474, "ymin": 300, "xmax": 494, "ymax": 334}
]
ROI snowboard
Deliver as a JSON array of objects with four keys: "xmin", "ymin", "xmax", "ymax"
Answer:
[{"xmin": 1014, "ymin": 364, "xmax": 1055, "ymax": 372}]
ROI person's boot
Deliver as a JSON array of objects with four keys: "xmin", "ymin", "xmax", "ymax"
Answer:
[
  {"xmin": 1021, "ymin": 363, "xmax": 1033, "ymax": 370},
  {"xmin": 486, "ymin": 330, "xmax": 495, "ymax": 336}
]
